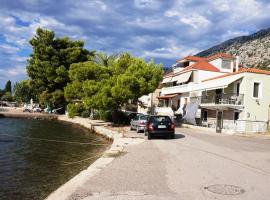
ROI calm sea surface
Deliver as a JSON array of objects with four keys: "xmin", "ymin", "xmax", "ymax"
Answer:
[{"xmin": 0, "ymin": 118, "xmax": 110, "ymax": 200}]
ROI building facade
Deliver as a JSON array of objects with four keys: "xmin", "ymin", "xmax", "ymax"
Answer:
[{"xmin": 155, "ymin": 53, "xmax": 270, "ymax": 134}]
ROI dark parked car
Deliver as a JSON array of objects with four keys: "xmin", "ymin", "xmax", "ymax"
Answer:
[{"xmin": 145, "ymin": 115, "xmax": 175, "ymax": 140}]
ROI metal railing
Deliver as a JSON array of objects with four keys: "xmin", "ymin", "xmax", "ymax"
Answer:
[{"xmin": 190, "ymin": 93, "xmax": 244, "ymax": 105}]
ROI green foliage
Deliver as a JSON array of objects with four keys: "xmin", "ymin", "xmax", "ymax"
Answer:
[
  {"xmin": 255, "ymin": 60, "xmax": 270, "ymax": 70},
  {"xmin": 65, "ymin": 53, "xmax": 163, "ymax": 116},
  {"xmin": 13, "ymin": 80, "xmax": 36, "ymax": 103},
  {"xmin": 26, "ymin": 28, "xmax": 93, "ymax": 107},
  {"xmin": 93, "ymin": 52, "xmax": 122, "ymax": 67},
  {"xmin": 67, "ymin": 103, "xmax": 83, "ymax": 118},
  {"xmin": 4, "ymin": 80, "xmax": 12, "ymax": 93},
  {"xmin": 80, "ymin": 110, "xmax": 91, "ymax": 118},
  {"xmin": 1, "ymin": 92, "xmax": 13, "ymax": 101}
]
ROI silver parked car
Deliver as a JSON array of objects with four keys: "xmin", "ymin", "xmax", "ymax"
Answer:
[{"xmin": 130, "ymin": 114, "xmax": 149, "ymax": 133}]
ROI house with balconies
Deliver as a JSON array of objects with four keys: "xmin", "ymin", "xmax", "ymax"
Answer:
[{"xmin": 156, "ymin": 53, "xmax": 270, "ymax": 133}]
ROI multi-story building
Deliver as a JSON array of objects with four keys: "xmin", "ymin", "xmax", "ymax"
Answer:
[{"xmin": 155, "ymin": 53, "xmax": 270, "ymax": 134}]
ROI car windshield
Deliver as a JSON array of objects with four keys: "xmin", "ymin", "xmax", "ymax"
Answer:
[
  {"xmin": 140, "ymin": 115, "xmax": 148, "ymax": 120},
  {"xmin": 151, "ymin": 116, "xmax": 171, "ymax": 123}
]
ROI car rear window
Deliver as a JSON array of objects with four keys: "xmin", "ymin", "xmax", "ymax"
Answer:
[
  {"xmin": 140, "ymin": 115, "xmax": 148, "ymax": 120},
  {"xmin": 151, "ymin": 116, "xmax": 171, "ymax": 123}
]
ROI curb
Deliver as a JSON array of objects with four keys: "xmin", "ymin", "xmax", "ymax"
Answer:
[{"xmin": 46, "ymin": 116, "xmax": 144, "ymax": 200}]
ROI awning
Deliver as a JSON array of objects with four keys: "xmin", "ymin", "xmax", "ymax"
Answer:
[
  {"xmin": 162, "ymin": 76, "xmax": 172, "ymax": 83},
  {"xmin": 157, "ymin": 94, "xmax": 178, "ymax": 99},
  {"xmin": 171, "ymin": 71, "xmax": 192, "ymax": 84},
  {"xmin": 195, "ymin": 74, "xmax": 244, "ymax": 91}
]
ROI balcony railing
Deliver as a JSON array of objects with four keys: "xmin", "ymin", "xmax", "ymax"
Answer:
[
  {"xmin": 161, "ymin": 82, "xmax": 197, "ymax": 95},
  {"xmin": 191, "ymin": 93, "xmax": 244, "ymax": 105}
]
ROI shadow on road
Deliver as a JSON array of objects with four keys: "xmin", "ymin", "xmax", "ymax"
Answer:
[
  {"xmin": 149, "ymin": 133, "xmax": 185, "ymax": 140},
  {"xmin": 174, "ymin": 133, "xmax": 186, "ymax": 139}
]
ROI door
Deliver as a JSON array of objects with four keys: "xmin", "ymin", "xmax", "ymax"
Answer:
[
  {"xmin": 215, "ymin": 89, "xmax": 222, "ymax": 104},
  {"xmin": 216, "ymin": 111, "xmax": 223, "ymax": 133}
]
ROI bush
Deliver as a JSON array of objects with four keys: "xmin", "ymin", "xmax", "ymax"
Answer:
[
  {"xmin": 93, "ymin": 110, "xmax": 130, "ymax": 125},
  {"xmin": 67, "ymin": 103, "xmax": 83, "ymax": 118},
  {"xmin": 80, "ymin": 110, "xmax": 91, "ymax": 118},
  {"xmin": 93, "ymin": 110, "xmax": 112, "ymax": 121}
]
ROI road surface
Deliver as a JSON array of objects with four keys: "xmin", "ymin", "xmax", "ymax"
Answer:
[{"xmin": 67, "ymin": 128, "xmax": 270, "ymax": 200}]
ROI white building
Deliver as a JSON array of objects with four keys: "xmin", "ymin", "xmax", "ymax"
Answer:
[{"xmin": 156, "ymin": 53, "xmax": 270, "ymax": 134}]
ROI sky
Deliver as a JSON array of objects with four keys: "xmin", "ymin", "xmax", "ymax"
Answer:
[{"xmin": 0, "ymin": 0, "xmax": 270, "ymax": 88}]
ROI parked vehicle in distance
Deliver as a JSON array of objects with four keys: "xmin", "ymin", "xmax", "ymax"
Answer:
[
  {"xmin": 130, "ymin": 114, "xmax": 149, "ymax": 133},
  {"xmin": 23, "ymin": 108, "xmax": 32, "ymax": 112},
  {"xmin": 145, "ymin": 115, "xmax": 175, "ymax": 140},
  {"xmin": 33, "ymin": 107, "xmax": 42, "ymax": 112},
  {"xmin": 52, "ymin": 107, "xmax": 65, "ymax": 114}
]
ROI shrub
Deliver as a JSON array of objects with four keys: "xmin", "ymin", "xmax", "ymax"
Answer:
[{"xmin": 80, "ymin": 110, "xmax": 91, "ymax": 118}]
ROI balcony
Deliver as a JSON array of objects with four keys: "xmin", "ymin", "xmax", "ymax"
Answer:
[
  {"xmin": 155, "ymin": 107, "xmax": 174, "ymax": 117},
  {"xmin": 191, "ymin": 93, "xmax": 244, "ymax": 110},
  {"xmin": 161, "ymin": 82, "xmax": 198, "ymax": 95}
]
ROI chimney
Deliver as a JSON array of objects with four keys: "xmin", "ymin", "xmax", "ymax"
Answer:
[{"xmin": 235, "ymin": 56, "xmax": 239, "ymax": 72}]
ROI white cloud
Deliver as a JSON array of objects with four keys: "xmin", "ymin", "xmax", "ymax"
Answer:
[
  {"xmin": 180, "ymin": 14, "xmax": 211, "ymax": 29},
  {"xmin": 221, "ymin": 30, "xmax": 249, "ymax": 41},
  {"xmin": 0, "ymin": 65, "xmax": 26, "ymax": 80},
  {"xmin": 0, "ymin": 44, "xmax": 20, "ymax": 54},
  {"xmin": 134, "ymin": 0, "xmax": 161, "ymax": 9},
  {"xmin": 165, "ymin": 9, "xmax": 211, "ymax": 29}
]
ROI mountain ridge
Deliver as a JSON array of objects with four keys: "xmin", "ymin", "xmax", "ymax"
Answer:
[{"xmin": 196, "ymin": 27, "xmax": 270, "ymax": 68}]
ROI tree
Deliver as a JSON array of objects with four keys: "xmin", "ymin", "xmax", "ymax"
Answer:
[
  {"xmin": 26, "ymin": 28, "xmax": 94, "ymax": 107},
  {"xmin": 93, "ymin": 52, "xmax": 122, "ymax": 67},
  {"xmin": 13, "ymin": 80, "xmax": 36, "ymax": 103},
  {"xmin": 1, "ymin": 92, "xmax": 13, "ymax": 102},
  {"xmin": 65, "ymin": 53, "xmax": 163, "ymax": 117},
  {"xmin": 4, "ymin": 80, "xmax": 12, "ymax": 93}
]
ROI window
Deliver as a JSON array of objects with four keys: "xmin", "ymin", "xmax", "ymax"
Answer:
[
  {"xmin": 236, "ymin": 83, "xmax": 240, "ymax": 96},
  {"xmin": 253, "ymin": 82, "xmax": 261, "ymax": 98},
  {"xmin": 222, "ymin": 60, "xmax": 231, "ymax": 69},
  {"xmin": 203, "ymin": 111, "xmax": 208, "ymax": 121},
  {"xmin": 234, "ymin": 112, "xmax": 239, "ymax": 121}
]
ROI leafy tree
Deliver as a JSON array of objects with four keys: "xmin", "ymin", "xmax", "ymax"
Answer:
[
  {"xmin": 93, "ymin": 52, "xmax": 122, "ymax": 67},
  {"xmin": 13, "ymin": 80, "xmax": 36, "ymax": 103},
  {"xmin": 26, "ymin": 28, "xmax": 94, "ymax": 107},
  {"xmin": 4, "ymin": 80, "xmax": 12, "ymax": 93},
  {"xmin": 1, "ymin": 92, "xmax": 13, "ymax": 102},
  {"xmin": 65, "ymin": 53, "xmax": 163, "ymax": 117}
]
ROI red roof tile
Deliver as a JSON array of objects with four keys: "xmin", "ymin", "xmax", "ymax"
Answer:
[
  {"xmin": 177, "ymin": 55, "xmax": 205, "ymax": 63},
  {"xmin": 157, "ymin": 94, "xmax": 178, "ymax": 99},
  {"xmin": 207, "ymin": 53, "xmax": 235, "ymax": 61},
  {"xmin": 182, "ymin": 61, "xmax": 220, "ymax": 72},
  {"xmin": 202, "ymin": 68, "xmax": 270, "ymax": 82}
]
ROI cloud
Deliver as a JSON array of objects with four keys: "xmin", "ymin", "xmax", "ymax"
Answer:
[
  {"xmin": 0, "ymin": 0, "xmax": 270, "ymax": 86},
  {"xmin": 179, "ymin": 14, "xmax": 211, "ymax": 29}
]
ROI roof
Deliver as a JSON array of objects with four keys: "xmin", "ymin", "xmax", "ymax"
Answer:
[
  {"xmin": 182, "ymin": 61, "xmax": 220, "ymax": 72},
  {"xmin": 177, "ymin": 55, "xmax": 206, "ymax": 63},
  {"xmin": 157, "ymin": 94, "xmax": 178, "ymax": 99},
  {"xmin": 207, "ymin": 53, "xmax": 235, "ymax": 61},
  {"xmin": 203, "ymin": 68, "xmax": 270, "ymax": 82}
]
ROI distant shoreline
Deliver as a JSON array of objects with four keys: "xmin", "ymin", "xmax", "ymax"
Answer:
[{"xmin": 0, "ymin": 107, "xmax": 58, "ymax": 119}]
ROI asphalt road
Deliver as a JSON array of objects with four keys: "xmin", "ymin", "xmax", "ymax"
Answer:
[{"xmin": 68, "ymin": 128, "xmax": 270, "ymax": 200}]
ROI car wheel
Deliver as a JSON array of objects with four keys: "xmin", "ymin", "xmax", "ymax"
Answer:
[
  {"xmin": 147, "ymin": 133, "xmax": 151, "ymax": 140},
  {"xmin": 171, "ymin": 134, "xmax": 175, "ymax": 139}
]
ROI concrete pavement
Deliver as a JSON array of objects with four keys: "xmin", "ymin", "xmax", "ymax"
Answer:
[{"xmin": 67, "ymin": 128, "xmax": 270, "ymax": 200}]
